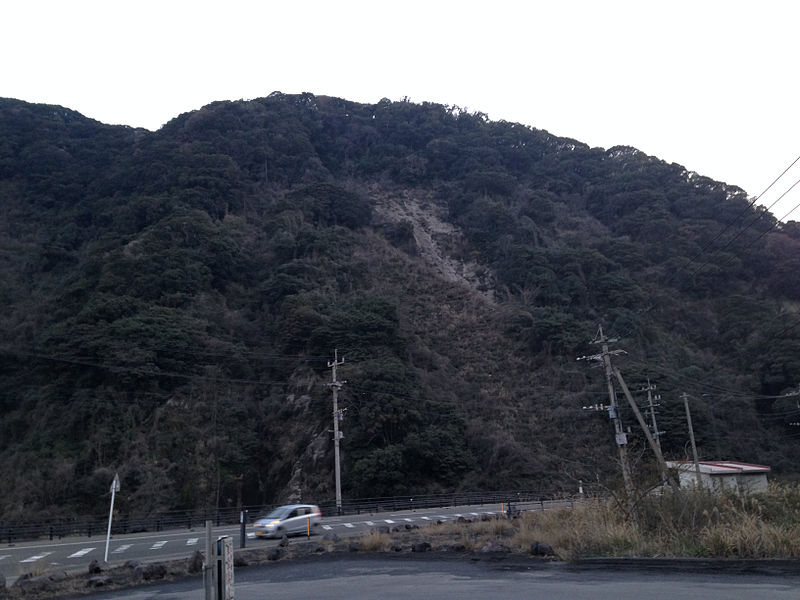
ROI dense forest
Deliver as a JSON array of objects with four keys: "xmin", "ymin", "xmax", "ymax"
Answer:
[{"xmin": 1, "ymin": 93, "xmax": 799, "ymax": 521}]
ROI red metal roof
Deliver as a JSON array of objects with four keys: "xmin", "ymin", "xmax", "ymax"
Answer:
[{"xmin": 667, "ymin": 461, "xmax": 771, "ymax": 474}]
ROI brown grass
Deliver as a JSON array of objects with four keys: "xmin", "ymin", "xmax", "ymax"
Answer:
[{"xmin": 358, "ymin": 531, "xmax": 394, "ymax": 552}]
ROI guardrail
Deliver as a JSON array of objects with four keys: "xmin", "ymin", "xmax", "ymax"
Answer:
[{"xmin": 0, "ymin": 489, "xmax": 590, "ymax": 544}]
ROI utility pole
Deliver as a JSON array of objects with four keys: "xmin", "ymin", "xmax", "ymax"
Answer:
[
  {"xmin": 683, "ymin": 392, "xmax": 702, "ymax": 487},
  {"xmin": 579, "ymin": 325, "xmax": 634, "ymax": 504},
  {"xmin": 614, "ymin": 368, "xmax": 669, "ymax": 487},
  {"xmin": 645, "ymin": 381, "xmax": 668, "ymax": 485},
  {"xmin": 328, "ymin": 349, "xmax": 345, "ymax": 515},
  {"xmin": 644, "ymin": 380, "xmax": 663, "ymax": 457}
]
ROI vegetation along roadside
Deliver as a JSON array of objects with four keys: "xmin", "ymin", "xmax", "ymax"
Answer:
[{"xmin": 4, "ymin": 485, "xmax": 800, "ymax": 598}]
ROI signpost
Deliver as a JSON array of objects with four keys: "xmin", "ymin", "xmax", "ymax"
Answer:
[
  {"xmin": 103, "ymin": 473, "xmax": 120, "ymax": 563},
  {"xmin": 216, "ymin": 535, "xmax": 234, "ymax": 599}
]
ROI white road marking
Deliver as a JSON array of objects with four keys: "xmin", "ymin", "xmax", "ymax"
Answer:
[
  {"xmin": 404, "ymin": 518, "xmax": 413, "ymax": 522},
  {"xmin": 186, "ymin": 538, "xmax": 198, "ymax": 546},
  {"xmin": 421, "ymin": 517, "xmax": 431, "ymax": 520},
  {"xmin": 470, "ymin": 512, "xmax": 479, "ymax": 516},
  {"xmin": 344, "ymin": 523, "xmax": 354, "ymax": 528},
  {"xmin": 68, "ymin": 548, "xmax": 95, "ymax": 558},
  {"xmin": 112, "ymin": 545, "xmax": 132, "ymax": 554},
  {"xmin": 384, "ymin": 519, "xmax": 395, "ymax": 524},
  {"xmin": 0, "ymin": 555, "xmax": 10, "ymax": 561},
  {"xmin": 150, "ymin": 541, "xmax": 167, "ymax": 550},
  {"xmin": 365, "ymin": 521, "xmax": 374, "ymax": 526},
  {"xmin": 247, "ymin": 533, "xmax": 255, "ymax": 538},
  {"xmin": 322, "ymin": 525, "xmax": 332, "ymax": 530},
  {"xmin": 21, "ymin": 552, "xmax": 53, "ymax": 563}
]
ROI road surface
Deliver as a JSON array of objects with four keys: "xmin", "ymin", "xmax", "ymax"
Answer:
[
  {"xmin": 3, "ymin": 502, "xmax": 547, "ymax": 580},
  {"xmin": 56, "ymin": 555, "xmax": 800, "ymax": 600}
]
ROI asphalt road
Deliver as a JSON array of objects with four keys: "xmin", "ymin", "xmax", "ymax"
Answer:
[
  {"xmin": 2, "ymin": 502, "xmax": 538, "ymax": 580},
  {"xmin": 57, "ymin": 555, "xmax": 800, "ymax": 600}
]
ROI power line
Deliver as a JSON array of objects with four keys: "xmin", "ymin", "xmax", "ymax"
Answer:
[
  {"xmin": 687, "ymin": 174, "xmax": 800, "ymax": 279},
  {"xmin": 685, "ymin": 153, "xmax": 800, "ymax": 268}
]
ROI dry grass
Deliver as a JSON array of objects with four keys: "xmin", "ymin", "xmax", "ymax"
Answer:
[
  {"xmin": 373, "ymin": 484, "xmax": 800, "ymax": 561},
  {"xmin": 358, "ymin": 531, "xmax": 394, "ymax": 552},
  {"xmin": 499, "ymin": 484, "xmax": 800, "ymax": 560}
]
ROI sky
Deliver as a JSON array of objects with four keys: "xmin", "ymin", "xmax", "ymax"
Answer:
[{"xmin": 2, "ymin": 0, "xmax": 798, "ymax": 221}]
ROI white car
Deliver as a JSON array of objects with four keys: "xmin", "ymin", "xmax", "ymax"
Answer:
[{"xmin": 253, "ymin": 504, "xmax": 322, "ymax": 538}]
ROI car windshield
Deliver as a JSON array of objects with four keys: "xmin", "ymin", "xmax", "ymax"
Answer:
[{"xmin": 262, "ymin": 506, "xmax": 293, "ymax": 520}]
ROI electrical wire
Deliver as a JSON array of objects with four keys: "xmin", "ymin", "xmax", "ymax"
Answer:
[
  {"xmin": 687, "ymin": 175, "xmax": 800, "ymax": 279},
  {"xmin": 685, "ymin": 153, "xmax": 800, "ymax": 268}
]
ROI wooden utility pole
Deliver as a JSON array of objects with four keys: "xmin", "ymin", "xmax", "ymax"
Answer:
[
  {"xmin": 614, "ymin": 368, "xmax": 670, "ymax": 486},
  {"xmin": 683, "ymin": 392, "xmax": 702, "ymax": 487},
  {"xmin": 645, "ymin": 381, "xmax": 663, "ymax": 457},
  {"xmin": 582, "ymin": 326, "xmax": 634, "ymax": 502},
  {"xmin": 328, "ymin": 349, "xmax": 345, "ymax": 515},
  {"xmin": 645, "ymin": 381, "xmax": 668, "ymax": 485}
]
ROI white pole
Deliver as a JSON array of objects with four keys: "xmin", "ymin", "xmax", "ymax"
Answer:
[{"xmin": 104, "ymin": 473, "xmax": 120, "ymax": 563}]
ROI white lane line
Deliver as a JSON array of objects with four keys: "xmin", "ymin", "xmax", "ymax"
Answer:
[
  {"xmin": 0, "ymin": 555, "xmax": 10, "ymax": 561},
  {"xmin": 21, "ymin": 552, "xmax": 53, "ymax": 563},
  {"xmin": 150, "ymin": 541, "xmax": 167, "ymax": 550},
  {"xmin": 186, "ymin": 538, "xmax": 199, "ymax": 546},
  {"xmin": 470, "ymin": 512, "xmax": 479, "ymax": 516},
  {"xmin": 384, "ymin": 519, "xmax": 395, "ymax": 524},
  {"xmin": 112, "ymin": 544, "xmax": 132, "ymax": 554},
  {"xmin": 344, "ymin": 523, "xmax": 354, "ymax": 528},
  {"xmin": 404, "ymin": 518, "xmax": 413, "ymax": 522},
  {"xmin": 322, "ymin": 525, "xmax": 332, "ymax": 530},
  {"xmin": 68, "ymin": 548, "xmax": 95, "ymax": 558},
  {"xmin": 421, "ymin": 517, "xmax": 431, "ymax": 520}
]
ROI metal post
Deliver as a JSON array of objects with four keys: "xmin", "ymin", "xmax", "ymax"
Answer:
[
  {"xmin": 204, "ymin": 520, "xmax": 214, "ymax": 600},
  {"xmin": 104, "ymin": 473, "xmax": 120, "ymax": 563},
  {"xmin": 683, "ymin": 393, "xmax": 703, "ymax": 487}
]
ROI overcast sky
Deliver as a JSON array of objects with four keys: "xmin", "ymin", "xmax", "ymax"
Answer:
[{"xmin": 2, "ymin": 0, "xmax": 798, "ymax": 221}]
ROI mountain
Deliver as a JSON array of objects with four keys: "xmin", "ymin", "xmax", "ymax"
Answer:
[{"xmin": 1, "ymin": 93, "xmax": 799, "ymax": 521}]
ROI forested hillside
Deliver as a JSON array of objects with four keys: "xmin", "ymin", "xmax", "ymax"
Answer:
[{"xmin": 1, "ymin": 93, "xmax": 799, "ymax": 521}]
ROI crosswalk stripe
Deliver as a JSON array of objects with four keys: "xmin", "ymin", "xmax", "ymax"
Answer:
[
  {"xmin": 384, "ymin": 519, "xmax": 395, "ymax": 524},
  {"xmin": 68, "ymin": 548, "xmax": 95, "ymax": 558},
  {"xmin": 21, "ymin": 552, "xmax": 52, "ymax": 563},
  {"xmin": 187, "ymin": 538, "xmax": 199, "ymax": 546},
  {"xmin": 0, "ymin": 555, "xmax": 10, "ymax": 562},
  {"xmin": 344, "ymin": 523, "xmax": 354, "ymax": 528},
  {"xmin": 112, "ymin": 545, "xmax": 132, "ymax": 554},
  {"xmin": 150, "ymin": 541, "xmax": 167, "ymax": 550},
  {"xmin": 365, "ymin": 521, "xmax": 374, "ymax": 526},
  {"xmin": 322, "ymin": 524, "xmax": 332, "ymax": 530}
]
